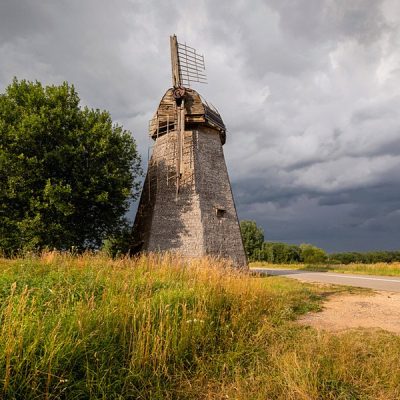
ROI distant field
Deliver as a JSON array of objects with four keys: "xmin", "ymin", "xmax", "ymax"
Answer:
[
  {"xmin": 0, "ymin": 252, "xmax": 399, "ymax": 399},
  {"xmin": 251, "ymin": 261, "xmax": 400, "ymax": 276}
]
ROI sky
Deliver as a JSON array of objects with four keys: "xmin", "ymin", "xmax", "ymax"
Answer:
[{"xmin": 1, "ymin": 0, "xmax": 400, "ymax": 252}]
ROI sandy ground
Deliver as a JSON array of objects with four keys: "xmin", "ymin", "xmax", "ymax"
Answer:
[{"xmin": 298, "ymin": 291, "xmax": 400, "ymax": 334}]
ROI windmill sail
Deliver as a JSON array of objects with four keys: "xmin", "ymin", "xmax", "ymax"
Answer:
[{"xmin": 170, "ymin": 35, "xmax": 207, "ymax": 87}]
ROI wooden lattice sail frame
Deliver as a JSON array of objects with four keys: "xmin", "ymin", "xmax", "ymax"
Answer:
[{"xmin": 170, "ymin": 35, "xmax": 207, "ymax": 88}]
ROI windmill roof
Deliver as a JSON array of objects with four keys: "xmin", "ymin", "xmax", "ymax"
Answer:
[{"xmin": 149, "ymin": 88, "xmax": 226, "ymax": 144}]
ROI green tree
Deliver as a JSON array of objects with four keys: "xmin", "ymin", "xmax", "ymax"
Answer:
[
  {"xmin": 240, "ymin": 220, "xmax": 264, "ymax": 261},
  {"xmin": 300, "ymin": 243, "xmax": 327, "ymax": 264},
  {"xmin": 261, "ymin": 242, "xmax": 302, "ymax": 264},
  {"xmin": 0, "ymin": 78, "xmax": 141, "ymax": 255}
]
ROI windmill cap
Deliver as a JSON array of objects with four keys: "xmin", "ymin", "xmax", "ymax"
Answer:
[{"xmin": 149, "ymin": 88, "xmax": 226, "ymax": 145}]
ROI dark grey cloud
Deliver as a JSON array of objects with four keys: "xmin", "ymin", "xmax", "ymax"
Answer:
[{"xmin": 1, "ymin": 0, "xmax": 400, "ymax": 252}]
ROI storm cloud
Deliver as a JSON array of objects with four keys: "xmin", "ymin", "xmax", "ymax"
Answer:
[{"xmin": 1, "ymin": 0, "xmax": 400, "ymax": 251}]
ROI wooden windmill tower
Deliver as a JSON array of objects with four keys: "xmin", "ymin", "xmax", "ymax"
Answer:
[{"xmin": 131, "ymin": 35, "xmax": 247, "ymax": 267}]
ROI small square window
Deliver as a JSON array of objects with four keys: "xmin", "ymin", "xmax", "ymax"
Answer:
[{"xmin": 216, "ymin": 208, "xmax": 226, "ymax": 219}]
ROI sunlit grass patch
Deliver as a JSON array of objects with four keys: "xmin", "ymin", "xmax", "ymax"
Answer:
[{"xmin": 0, "ymin": 252, "xmax": 399, "ymax": 399}]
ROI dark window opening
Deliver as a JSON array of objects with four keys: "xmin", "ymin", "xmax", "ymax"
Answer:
[{"xmin": 216, "ymin": 208, "xmax": 226, "ymax": 219}]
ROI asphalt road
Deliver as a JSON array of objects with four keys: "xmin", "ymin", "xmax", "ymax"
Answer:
[{"xmin": 253, "ymin": 268, "xmax": 400, "ymax": 292}]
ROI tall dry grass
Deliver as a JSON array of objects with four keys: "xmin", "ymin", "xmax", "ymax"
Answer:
[
  {"xmin": 328, "ymin": 262, "xmax": 400, "ymax": 276},
  {"xmin": 0, "ymin": 252, "xmax": 399, "ymax": 399}
]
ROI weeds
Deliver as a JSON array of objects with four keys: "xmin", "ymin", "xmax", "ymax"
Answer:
[{"xmin": 0, "ymin": 252, "xmax": 399, "ymax": 399}]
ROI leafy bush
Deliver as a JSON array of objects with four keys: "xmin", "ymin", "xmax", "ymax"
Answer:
[
  {"xmin": 300, "ymin": 243, "xmax": 328, "ymax": 264},
  {"xmin": 261, "ymin": 242, "xmax": 302, "ymax": 263}
]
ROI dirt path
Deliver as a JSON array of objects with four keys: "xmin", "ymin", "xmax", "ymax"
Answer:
[{"xmin": 298, "ymin": 291, "xmax": 400, "ymax": 334}]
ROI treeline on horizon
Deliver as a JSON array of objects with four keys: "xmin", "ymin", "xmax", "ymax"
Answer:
[
  {"xmin": 240, "ymin": 221, "xmax": 400, "ymax": 264},
  {"xmin": 255, "ymin": 242, "xmax": 400, "ymax": 264}
]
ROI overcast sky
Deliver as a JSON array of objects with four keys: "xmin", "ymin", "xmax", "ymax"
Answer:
[{"xmin": 1, "ymin": 0, "xmax": 400, "ymax": 252}]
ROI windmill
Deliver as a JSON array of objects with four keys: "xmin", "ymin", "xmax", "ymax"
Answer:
[{"xmin": 131, "ymin": 35, "xmax": 247, "ymax": 267}]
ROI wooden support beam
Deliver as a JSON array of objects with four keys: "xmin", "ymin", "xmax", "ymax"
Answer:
[
  {"xmin": 176, "ymin": 99, "xmax": 185, "ymax": 198},
  {"xmin": 170, "ymin": 35, "xmax": 181, "ymax": 87}
]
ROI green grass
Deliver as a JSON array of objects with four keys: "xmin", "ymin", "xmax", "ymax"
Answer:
[
  {"xmin": 0, "ymin": 252, "xmax": 399, "ymax": 399},
  {"xmin": 251, "ymin": 261, "xmax": 400, "ymax": 277}
]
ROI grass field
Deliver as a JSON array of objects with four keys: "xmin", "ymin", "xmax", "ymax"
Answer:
[
  {"xmin": 0, "ymin": 252, "xmax": 399, "ymax": 399},
  {"xmin": 251, "ymin": 261, "xmax": 400, "ymax": 277}
]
